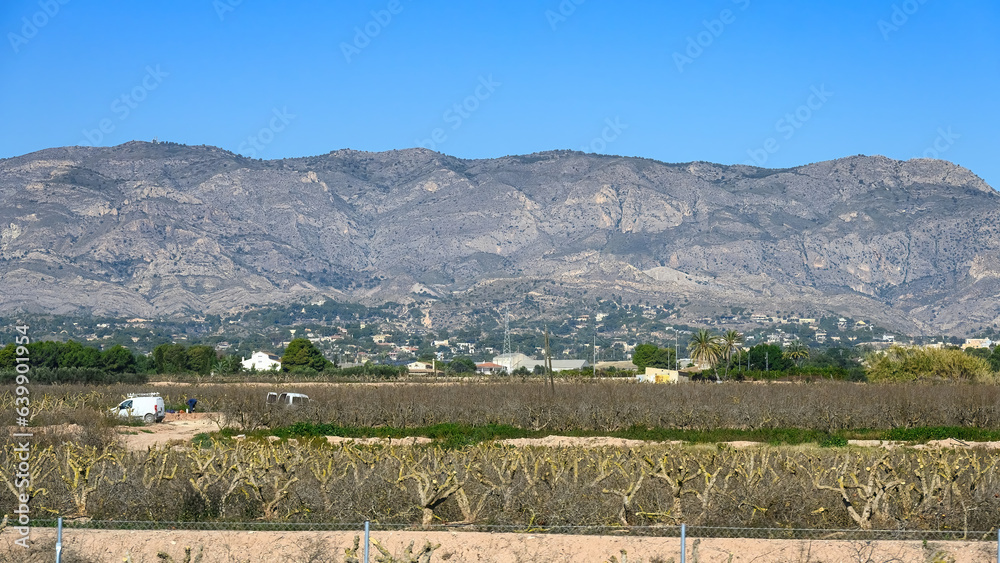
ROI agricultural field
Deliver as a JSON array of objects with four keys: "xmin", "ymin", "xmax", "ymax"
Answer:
[{"xmin": 4, "ymin": 380, "xmax": 1000, "ymax": 561}]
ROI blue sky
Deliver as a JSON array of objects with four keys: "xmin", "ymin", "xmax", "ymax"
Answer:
[{"xmin": 2, "ymin": 0, "xmax": 998, "ymax": 187}]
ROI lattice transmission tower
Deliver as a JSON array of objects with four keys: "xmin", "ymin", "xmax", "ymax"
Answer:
[{"xmin": 502, "ymin": 305, "xmax": 512, "ymax": 357}]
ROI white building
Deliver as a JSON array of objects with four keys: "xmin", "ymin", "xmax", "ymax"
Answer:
[
  {"xmin": 407, "ymin": 361, "xmax": 434, "ymax": 374},
  {"xmin": 492, "ymin": 353, "xmax": 588, "ymax": 373},
  {"xmin": 476, "ymin": 362, "xmax": 504, "ymax": 375},
  {"xmin": 242, "ymin": 351, "xmax": 282, "ymax": 372}
]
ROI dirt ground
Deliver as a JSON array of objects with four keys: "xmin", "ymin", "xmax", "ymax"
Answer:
[
  {"xmin": 112, "ymin": 413, "xmax": 1000, "ymax": 452},
  {"xmin": 116, "ymin": 412, "xmax": 220, "ymax": 450},
  {"xmin": 4, "ymin": 528, "xmax": 995, "ymax": 563}
]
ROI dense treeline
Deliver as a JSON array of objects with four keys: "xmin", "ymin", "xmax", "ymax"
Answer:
[
  {"xmin": 8, "ymin": 334, "xmax": 1000, "ymax": 384},
  {"xmin": 0, "ymin": 340, "xmax": 140, "ymax": 372},
  {"xmin": 0, "ymin": 341, "xmax": 148, "ymax": 384}
]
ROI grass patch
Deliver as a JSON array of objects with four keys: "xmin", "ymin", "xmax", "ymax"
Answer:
[
  {"xmin": 266, "ymin": 422, "xmax": 535, "ymax": 448},
  {"xmin": 191, "ymin": 432, "xmax": 214, "ymax": 448},
  {"xmin": 195, "ymin": 423, "xmax": 1000, "ymax": 449},
  {"xmin": 884, "ymin": 426, "xmax": 1000, "ymax": 442}
]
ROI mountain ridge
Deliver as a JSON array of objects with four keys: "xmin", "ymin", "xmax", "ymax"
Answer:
[{"xmin": 1, "ymin": 142, "xmax": 997, "ymax": 335}]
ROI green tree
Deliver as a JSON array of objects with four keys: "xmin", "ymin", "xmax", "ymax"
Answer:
[
  {"xmin": 632, "ymin": 344, "xmax": 675, "ymax": 372},
  {"xmin": 216, "ymin": 355, "xmax": 243, "ymax": 374},
  {"xmin": 988, "ymin": 346, "xmax": 1000, "ymax": 372},
  {"xmin": 0, "ymin": 343, "xmax": 15, "ymax": 370},
  {"xmin": 784, "ymin": 341, "xmax": 810, "ymax": 367},
  {"xmin": 134, "ymin": 353, "xmax": 156, "ymax": 374},
  {"xmin": 101, "ymin": 345, "xmax": 137, "ymax": 374},
  {"xmin": 632, "ymin": 343, "xmax": 660, "ymax": 372},
  {"xmin": 448, "ymin": 356, "xmax": 477, "ymax": 374},
  {"xmin": 720, "ymin": 330, "xmax": 744, "ymax": 379},
  {"xmin": 29, "ymin": 341, "xmax": 62, "ymax": 369},
  {"xmin": 281, "ymin": 338, "xmax": 332, "ymax": 372},
  {"xmin": 867, "ymin": 346, "xmax": 994, "ymax": 382},
  {"xmin": 688, "ymin": 329, "xmax": 722, "ymax": 380},
  {"xmin": 153, "ymin": 343, "xmax": 189, "ymax": 374},
  {"xmin": 747, "ymin": 343, "xmax": 792, "ymax": 372},
  {"xmin": 60, "ymin": 341, "xmax": 101, "ymax": 368},
  {"xmin": 186, "ymin": 345, "xmax": 217, "ymax": 376}
]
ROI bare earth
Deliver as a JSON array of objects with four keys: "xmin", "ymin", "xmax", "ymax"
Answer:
[
  {"xmin": 5, "ymin": 528, "xmax": 995, "ymax": 563},
  {"xmin": 116, "ymin": 412, "xmax": 219, "ymax": 450},
  {"xmin": 114, "ymin": 413, "xmax": 1000, "ymax": 452}
]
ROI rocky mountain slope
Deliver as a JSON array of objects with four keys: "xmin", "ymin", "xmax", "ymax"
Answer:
[{"xmin": 1, "ymin": 142, "xmax": 997, "ymax": 335}]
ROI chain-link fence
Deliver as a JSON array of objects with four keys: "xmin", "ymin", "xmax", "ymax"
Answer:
[{"xmin": 21, "ymin": 518, "xmax": 1000, "ymax": 563}]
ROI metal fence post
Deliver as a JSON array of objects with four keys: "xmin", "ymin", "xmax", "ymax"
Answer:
[
  {"xmin": 55, "ymin": 517, "xmax": 63, "ymax": 563},
  {"xmin": 680, "ymin": 523, "xmax": 686, "ymax": 563},
  {"xmin": 996, "ymin": 528, "xmax": 998, "ymax": 563},
  {"xmin": 363, "ymin": 520, "xmax": 370, "ymax": 563}
]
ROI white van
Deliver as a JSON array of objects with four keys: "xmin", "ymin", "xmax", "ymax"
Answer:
[
  {"xmin": 265, "ymin": 392, "xmax": 309, "ymax": 407},
  {"xmin": 111, "ymin": 393, "xmax": 165, "ymax": 423}
]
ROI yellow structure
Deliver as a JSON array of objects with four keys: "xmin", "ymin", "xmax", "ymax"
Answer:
[
  {"xmin": 961, "ymin": 338, "xmax": 991, "ymax": 350},
  {"xmin": 637, "ymin": 367, "xmax": 682, "ymax": 383}
]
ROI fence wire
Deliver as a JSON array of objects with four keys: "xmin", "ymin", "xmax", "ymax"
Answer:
[{"xmin": 26, "ymin": 518, "xmax": 1000, "ymax": 542}]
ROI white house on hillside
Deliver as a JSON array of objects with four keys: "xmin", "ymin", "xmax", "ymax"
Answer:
[{"xmin": 242, "ymin": 351, "xmax": 282, "ymax": 371}]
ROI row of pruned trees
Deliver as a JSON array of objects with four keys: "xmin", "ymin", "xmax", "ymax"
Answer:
[{"xmin": 6, "ymin": 440, "xmax": 1000, "ymax": 531}]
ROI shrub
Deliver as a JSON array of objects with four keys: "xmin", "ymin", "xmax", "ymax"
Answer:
[{"xmin": 866, "ymin": 346, "xmax": 996, "ymax": 383}]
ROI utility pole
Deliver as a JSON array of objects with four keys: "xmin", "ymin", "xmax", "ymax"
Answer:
[
  {"xmin": 544, "ymin": 327, "xmax": 554, "ymax": 393},
  {"xmin": 502, "ymin": 305, "xmax": 512, "ymax": 357}
]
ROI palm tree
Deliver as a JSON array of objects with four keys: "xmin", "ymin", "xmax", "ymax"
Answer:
[
  {"xmin": 721, "ymin": 330, "xmax": 744, "ymax": 380},
  {"xmin": 688, "ymin": 329, "xmax": 722, "ymax": 381},
  {"xmin": 784, "ymin": 341, "xmax": 810, "ymax": 367}
]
